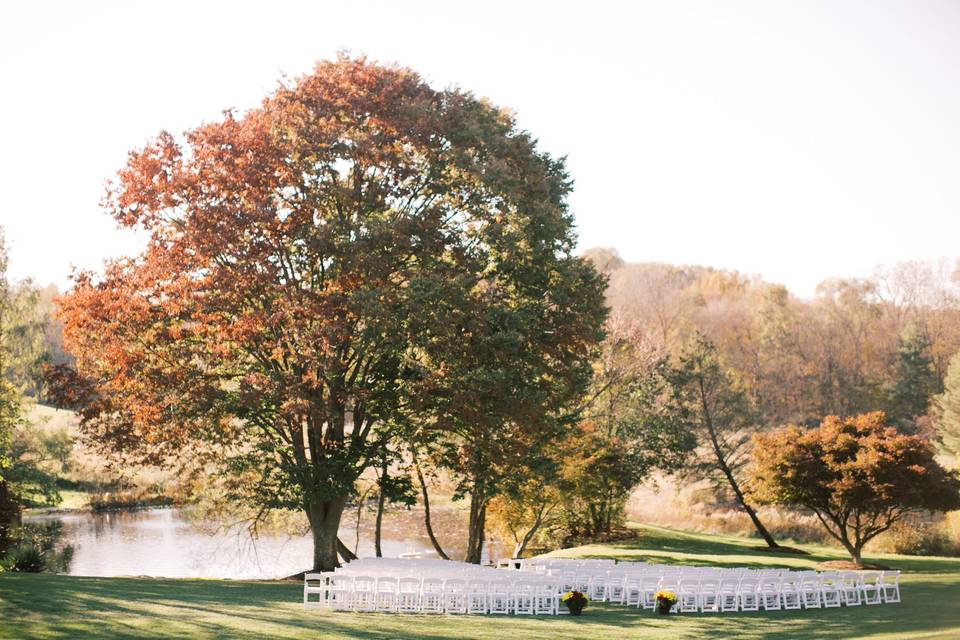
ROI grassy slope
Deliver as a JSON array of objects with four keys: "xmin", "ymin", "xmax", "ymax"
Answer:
[{"xmin": 2, "ymin": 524, "xmax": 959, "ymax": 639}]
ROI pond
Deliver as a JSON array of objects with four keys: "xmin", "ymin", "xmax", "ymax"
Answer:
[{"xmin": 24, "ymin": 507, "xmax": 492, "ymax": 579}]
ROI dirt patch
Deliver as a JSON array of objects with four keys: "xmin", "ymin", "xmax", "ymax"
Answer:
[
  {"xmin": 816, "ymin": 560, "xmax": 891, "ymax": 570},
  {"xmin": 748, "ymin": 545, "xmax": 810, "ymax": 555}
]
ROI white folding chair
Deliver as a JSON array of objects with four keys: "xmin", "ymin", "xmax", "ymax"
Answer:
[
  {"xmin": 639, "ymin": 576, "xmax": 660, "ymax": 610},
  {"xmin": 607, "ymin": 573, "xmax": 626, "ymax": 604},
  {"xmin": 718, "ymin": 577, "xmax": 739, "ymax": 612},
  {"xmin": 819, "ymin": 572, "xmax": 842, "ymax": 608},
  {"xmin": 658, "ymin": 575, "xmax": 680, "ymax": 600},
  {"xmin": 738, "ymin": 577, "xmax": 759, "ymax": 612},
  {"xmin": 467, "ymin": 580, "xmax": 489, "ymax": 614},
  {"xmin": 420, "ymin": 577, "xmax": 444, "ymax": 613},
  {"xmin": 513, "ymin": 580, "xmax": 535, "ymax": 615},
  {"xmin": 352, "ymin": 575, "xmax": 377, "ymax": 612},
  {"xmin": 304, "ymin": 572, "xmax": 327, "ymax": 609},
  {"xmin": 559, "ymin": 571, "xmax": 577, "ymax": 593},
  {"xmin": 839, "ymin": 572, "xmax": 862, "ymax": 606},
  {"xmin": 375, "ymin": 576, "xmax": 398, "ymax": 612},
  {"xmin": 396, "ymin": 577, "xmax": 421, "ymax": 613},
  {"xmin": 800, "ymin": 573, "xmax": 822, "ymax": 609},
  {"xmin": 588, "ymin": 574, "xmax": 606, "ymax": 601},
  {"xmin": 623, "ymin": 575, "xmax": 643, "ymax": 607},
  {"xmin": 678, "ymin": 578, "xmax": 699, "ymax": 613},
  {"xmin": 443, "ymin": 578, "xmax": 468, "ymax": 614},
  {"xmin": 780, "ymin": 574, "xmax": 802, "ymax": 610},
  {"xmin": 328, "ymin": 574, "xmax": 354, "ymax": 611},
  {"xmin": 489, "ymin": 580, "xmax": 511, "ymax": 614},
  {"xmin": 880, "ymin": 570, "xmax": 901, "ymax": 604},
  {"xmin": 758, "ymin": 577, "xmax": 782, "ymax": 610},
  {"xmin": 574, "ymin": 573, "xmax": 591, "ymax": 595},
  {"xmin": 699, "ymin": 578, "xmax": 720, "ymax": 612},
  {"xmin": 534, "ymin": 581, "xmax": 557, "ymax": 615},
  {"xmin": 861, "ymin": 572, "xmax": 882, "ymax": 605}
]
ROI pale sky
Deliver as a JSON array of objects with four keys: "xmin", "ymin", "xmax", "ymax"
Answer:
[{"xmin": 1, "ymin": 0, "xmax": 958, "ymax": 298}]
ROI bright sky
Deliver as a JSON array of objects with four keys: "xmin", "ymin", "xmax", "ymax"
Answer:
[{"xmin": 1, "ymin": 0, "xmax": 958, "ymax": 298}]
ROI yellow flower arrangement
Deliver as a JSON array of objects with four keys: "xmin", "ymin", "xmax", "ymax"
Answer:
[
  {"xmin": 561, "ymin": 590, "xmax": 590, "ymax": 615},
  {"xmin": 561, "ymin": 590, "xmax": 590, "ymax": 604},
  {"xmin": 654, "ymin": 590, "xmax": 678, "ymax": 605}
]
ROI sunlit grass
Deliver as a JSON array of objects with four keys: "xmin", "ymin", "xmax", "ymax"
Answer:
[{"xmin": 54, "ymin": 489, "xmax": 91, "ymax": 510}]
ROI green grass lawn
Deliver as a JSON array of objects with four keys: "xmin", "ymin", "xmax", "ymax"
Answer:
[{"xmin": 2, "ymin": 523, "xmax": 959, "ymax": 639}]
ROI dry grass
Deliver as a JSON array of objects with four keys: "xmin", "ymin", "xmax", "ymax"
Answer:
[{"xmin": 627, "ymin": 474, "xmax": 960, "ymax": 559}]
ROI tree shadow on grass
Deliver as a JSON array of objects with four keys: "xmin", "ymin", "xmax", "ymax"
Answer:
[{"xmin": 0, "ymin": 575, "xmax": 649, "ymax": 639}]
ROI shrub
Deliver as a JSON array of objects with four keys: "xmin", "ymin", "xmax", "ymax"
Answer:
[
  {"xmin": 875, "ymin": 514, "xmax": 960, "ymax": 557},
  {"xmin": 0, "ymin": 522, "xmax": 73, "ymax": 573},
  {"xmin": 5, "ymin": 543, "xmax": 44, "ymax": 572}
]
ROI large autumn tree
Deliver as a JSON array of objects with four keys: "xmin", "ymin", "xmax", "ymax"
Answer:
[
  {"xmin": 57, "ymin": 57, "xmax": 606, "ymax": 571},
  {"xmin": 750, "ymin": 411, "xmax": 960, "ymax": 565}
]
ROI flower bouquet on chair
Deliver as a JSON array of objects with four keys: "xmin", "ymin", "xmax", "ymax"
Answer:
[
  {"xmin": 654, "ymin": 590, "xmax": 677, "ymax": 615},
  {"xmin": 561, "ymin": 590, "xmax": 590, "ymax": 616}
]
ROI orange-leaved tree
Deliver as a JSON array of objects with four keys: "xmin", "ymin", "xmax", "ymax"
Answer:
[
  {"xmin": 55, "ymin": 56, "xmax": 606, "ymax": 571},
  {"xmin": 750, "ymin": 411, "xmax": 960, "ymax": 565}
]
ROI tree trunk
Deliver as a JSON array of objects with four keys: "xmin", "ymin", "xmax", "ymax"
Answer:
[
  {"xmin": 697, "ymin": 378, "xmax": 780, "ymax": 548},
  {"xmin": 464, "ymin": 480, "xmax": 486, "ymax": 564},
  {"xmin": 850, "ymin": 545, "xmax": 863, "ymax": 567},
  {"xmin": 305, "ymin": 496, "xmax": 346, "ymax": 571},
  {"xmin": 414, "ymin": 457, "xmax": 449, "ymax": 560},
  {"xmin": 836, "ymin": 533, "xmax": 865, "ymax": 567},
  {"xmin": 337, "ymin": 538, "xmax": 357, "ymax": 563},
  {"xmin": 374, "ymin": 458, "xmax": 387, "ymax": 558},
  {"xmin": 513, "ymin": 507, "xmax": 545, "ymax": 558},
  {"xmin": 737, "ymin": 497, "xmax": 780, "ymax": 549},
  {"xmin": 0, "ymin": 480, "xmax": 22, "ymax": 550}
]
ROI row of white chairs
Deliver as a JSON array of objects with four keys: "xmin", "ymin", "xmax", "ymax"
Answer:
[
  {"xmin": 304, "ymin": 558, "xmax": 901, "ymax": 615},
  {"xmin": 611, "ymin": 570, "xmax": 900, "ymax": 612},
  {"xmin": 305, "ymin": 573, "xmax": 575, "ymax": 615},
  {"xmin": 515, "ymin": 559, "xmax": 900, "ymax": 609}
]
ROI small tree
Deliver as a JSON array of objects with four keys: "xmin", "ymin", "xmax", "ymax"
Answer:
[
  {"xmin": 486, "ymin": 477, "xmax": 564, "ymax": 558},
  {"xmin": 935, "ymin": 349, "xmax": 960, "ymax": 460},
  {"xmin": 550, "ymin": 326, "xmax": 693, "ymax": 541},
  {"xmin": 750, "ymin": 411, "xmax": 960, "ymax": 566},
  {"xmin": 668, "ymin": 335, "xmax": 781, "ymax": 548}
]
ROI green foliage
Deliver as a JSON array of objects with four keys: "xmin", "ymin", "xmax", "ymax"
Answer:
[
  {"xmin": 669, "ymin": 335, "xmax": 756, "ymax": 486},
  {"xmin": 0, "ymin": 225, "xmax": 68, "ymax": 558},
  {"xmin": 887, "ymin": 324, "xmax": 939, "ymax": 430},
  {"xmin": 0, "ymin": 522, "xmax": 73, "ymax": 573},
  {"xmin": 497, "ymin": 330, "xmax": 695, "ymax": 545},
  {"xmin": 4, "ymin": 420, "xmax": 67, "ymax": 507},
  {"xmin": 935, "ymin": 349, "xmax": 960, "ymax": 459}
]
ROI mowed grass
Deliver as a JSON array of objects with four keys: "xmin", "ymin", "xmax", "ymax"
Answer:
[{"xmin": 2, "ymin": 524, "xmax": 960, "ymax": 639}]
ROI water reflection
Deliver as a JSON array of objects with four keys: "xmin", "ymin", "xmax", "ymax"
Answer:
[{"xmin": 24, "ymin": 507, "xmax": 502, "ymax": 578}]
